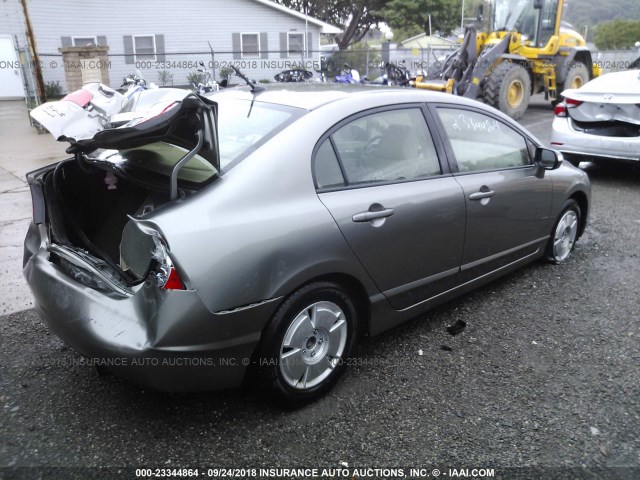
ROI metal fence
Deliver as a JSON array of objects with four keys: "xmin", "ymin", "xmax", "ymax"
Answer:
[
  {"xmin": 36, "ymin": 46, "xmax": 462, "ymax": 95},
  {"xmin": 593, "ymin": 49, "xmax": 640, "ymax": 73},
  {"xmin": 31, "ymin": 46, "xmax": 640, "ymax": 98},
  {"xmin": 38, "ymin": 50, "xmax": 326, "ymax": 94},
  {"xmin": 6, "ymin": 32, "xmax": 40, "ymax": 126}
]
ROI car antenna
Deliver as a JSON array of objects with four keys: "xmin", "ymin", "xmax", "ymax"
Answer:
[{"xmin": 231, "ymin": 65, "xmax": 264, "ymax": 94}]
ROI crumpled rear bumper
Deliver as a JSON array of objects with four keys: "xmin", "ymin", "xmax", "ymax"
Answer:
[
  {"xmin": 23, "ymin": 223, "xmax": 279, "ymax": 392},
  {"xmin": 551, "ymin": 116, "xmax": 640, "ymax": 162}
]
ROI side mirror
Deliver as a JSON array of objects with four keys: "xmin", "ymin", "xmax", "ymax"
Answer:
[
  {"xmin": 533, "ymin": 0, "xmax": 543, "ymax": 9},
  {"xmin": 535, "ymin": 147, "xmax": 562, "ymax": 170}
]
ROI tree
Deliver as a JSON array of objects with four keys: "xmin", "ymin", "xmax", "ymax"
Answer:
[
  {"xmin": 563, "ymin": 0, "xmax": 640, "ymax": 42},
  {"xmin": 273, "ymin": 0, "xmax": 386, "ymax": 50},
  {"xmin": 594, "ymin": 19, "xmax": 640, "ymax": 50},
  {"xmin": 381, "ymin": 0, "xmax": 462, "ymax": 38}
]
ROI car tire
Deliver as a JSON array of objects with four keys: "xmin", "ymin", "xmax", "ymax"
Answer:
[
  {"xmin": 546, "ymin": 200, "xmax": 581, "ymax": 264},
  {"xmin": 483, "ymin": 61, "xmax": 531, "ymax": 120},
  {"xmin": 257, "ymin": 281, "xmax": 359, "ymax": 405},
  {"xmin": 561, "ymin": 62, "xmax": 589, "ymax": 93}
]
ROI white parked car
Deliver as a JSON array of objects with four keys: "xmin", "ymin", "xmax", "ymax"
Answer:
[{"xmin": 550, "ymin": 69, "xmax": 640, "ymax": 165}]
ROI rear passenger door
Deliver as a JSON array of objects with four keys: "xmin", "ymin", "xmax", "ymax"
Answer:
[
  {"xmin": 432, "ymin": 106, "xmax": 554, "ymax": 277},
  {"xmin": 314, "ymin": 106, "xmax": 466, "ymax": 310}
]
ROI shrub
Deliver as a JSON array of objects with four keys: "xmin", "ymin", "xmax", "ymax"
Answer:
[
  {"xmin": 186, "ymin": 71, "xmax": 206, "ymax": 87},
  {"xmin": 45, "ymin": 81, "xmax": 63, "ymax": 98},
  {"xmin": 157, "ymin": 69, "xmax": 174, "ymax": 86}
]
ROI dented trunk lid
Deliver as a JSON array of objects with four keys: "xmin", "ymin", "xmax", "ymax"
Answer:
[{"xmin": 562, "ymin": 70, "xmax": 640, "ymax": 125}]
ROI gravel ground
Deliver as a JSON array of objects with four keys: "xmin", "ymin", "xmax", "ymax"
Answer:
[{"xmin": 1, "ymin": 107, "xmax": 639, "ymax": 480}]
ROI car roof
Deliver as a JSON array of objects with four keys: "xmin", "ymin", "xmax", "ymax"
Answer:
[{"xmin": 207, "ymin": 83, "xmax": 479, "ymax": 111}]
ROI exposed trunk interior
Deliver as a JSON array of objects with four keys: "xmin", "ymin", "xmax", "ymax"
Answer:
[
  {"xmin": 570, "ymin": 118, "xmax": 640, "ymax": 138},
  {"xmin": 43, "ymin": 159, "xmax": 175, "ymax": 283}
]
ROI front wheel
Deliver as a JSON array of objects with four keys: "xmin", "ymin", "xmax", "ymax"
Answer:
[
  {"xmin": 546, "ymin": 200, "xmax": 581, "ymax": 264},
  {"xmin": 257, "ymin": 282, "xmax": 359, "ymax": 405},
  {"xmin": 483, "ymin": 61, "xmax": 531, "ymax": 120}
]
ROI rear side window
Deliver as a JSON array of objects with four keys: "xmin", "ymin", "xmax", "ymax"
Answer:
[
  {"xmin": 314, "ymin": 140, "xmax": 345, "ymax": 189},
  {"xmin": 436, "ymin": 108, "xmax": 531, "ymax": 172},
  {"xmin": 314, "ymin": 108, "xmax": 441, "ymax": 188}
]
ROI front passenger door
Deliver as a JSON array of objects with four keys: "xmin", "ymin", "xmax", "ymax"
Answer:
[{"xmin": 433, "ymin": 106, "xmax": 554, "ymax": 276}]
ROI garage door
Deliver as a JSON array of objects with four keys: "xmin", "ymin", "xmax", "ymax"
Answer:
[{"xmin": 0, "ymin": 36, "xmax": 25, "ymax": 99}]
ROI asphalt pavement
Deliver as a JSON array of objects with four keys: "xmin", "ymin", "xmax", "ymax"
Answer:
[{"xmin": 1, "ymin": 95, "xmax": 639, "ymax": 480}]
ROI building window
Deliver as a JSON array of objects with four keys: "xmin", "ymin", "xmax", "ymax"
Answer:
[
  {"xmin": 241, "ymin": 33, "xmax": 260, "ymax": 58},
  {"xmin": 287, "ymin": 32, "xmax": 305, "ymax": 56},
  {"xmin": 133, "ymin": 35, "xmax": 156, "ymax": 61},
  {"xmin": 72, "ymin": 36, "xmax": 97, "ymax": 47}
]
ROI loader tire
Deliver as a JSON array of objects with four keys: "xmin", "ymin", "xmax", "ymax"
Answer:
[
  {"xmin": 560, "ymin": 62, "xmax": 589, "ymax": 93},
  {"xmin": 483, "ymin": 61, "xmax": 531, "ymax": 120}
]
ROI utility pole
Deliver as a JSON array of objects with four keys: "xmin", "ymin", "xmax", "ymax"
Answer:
[
  {"xmin": 20, "ymin": 0, "xmax": 46, "ymax": 104},
  {"xmin": 304, "ymin": 0, "xmax": 309, "ymax": 58}
]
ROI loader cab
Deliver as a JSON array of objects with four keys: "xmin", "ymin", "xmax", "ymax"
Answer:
[{"xmin": 492, "ymin": 0, "xmax": 560, "ymax": 48}]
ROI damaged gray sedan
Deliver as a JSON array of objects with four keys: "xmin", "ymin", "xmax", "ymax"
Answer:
[{"xmin": 24, "ymin": 84, "xmax": 591, "ymax": 404}]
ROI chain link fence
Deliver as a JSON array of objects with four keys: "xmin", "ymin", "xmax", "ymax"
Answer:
[
  {"xmin": 39, "ymin": 50, "xmax": 324, "ymax": 94},
  {"xmin": 593, "ymin": 49, "xmax": 640, "ymax": 73},
  {"xmin": 35, "ymin": 46, "xmax": 463, "ymax": 95},
  {"xmin": 32, "ymin": 46, "xmax": 640, "ymax": 97}
]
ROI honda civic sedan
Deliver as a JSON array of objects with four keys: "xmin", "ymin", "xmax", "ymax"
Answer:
[{"xmin": 24, "ymin": 84, "xmax": 591, "ymax": 404}]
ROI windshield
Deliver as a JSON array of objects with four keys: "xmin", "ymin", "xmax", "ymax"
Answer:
[
  {"xmin": 494, "ymin": 0, "xmax": 531, "ymax": 31},
  {"xmin": 492, "ymin": 0, "xmax": 558, "ymax": 46}
]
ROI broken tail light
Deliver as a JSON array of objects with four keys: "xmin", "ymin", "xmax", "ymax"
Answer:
[
  {"xmin": 150, "ymin": 237, "xmax": 185, "ymax": 290},
  {"xmin": 555, "ymin": 98, "xmax": 583, "ymax": 117},
  {"xmin": 121, "ymin": 221, "xmax": 185, "ymax": 290}
]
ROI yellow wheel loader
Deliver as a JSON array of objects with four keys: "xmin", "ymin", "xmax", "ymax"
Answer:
[{"xmin": 415, "ymin": 0, "xmax": 601, "ymax": 119}]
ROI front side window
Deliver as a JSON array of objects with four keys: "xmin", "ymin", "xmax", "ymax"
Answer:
[
  {"xmin": 134, "ymin": 35, "xmax": 156, "ymax": 61},
  {"xmin": 241, "ymin": 33, "xmax": 260, "ymax": 58},
  {"xmin": 315, "ymin": 108, "xmax": 441, "ymax": 188},
  {"xmin": 436, "ymin": 108, "xmax": 531, "ymax": 172},
  {"xmin": 288, "ymin": 33, "xmax": 305, "ymax": 56}
]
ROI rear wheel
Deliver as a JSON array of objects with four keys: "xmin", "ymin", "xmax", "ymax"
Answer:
[
  {"xmin": 483, "ymin": 61, "xmax": 531, "ymax": 120},
  {"xmin": 546, "ymin": 200, "xmax": 581, "ymax": 264},
  {"xmin": 258, "ymin": 282, "xmax": 358, "ymax": 405},
  {"xmin": 561, "ymin": 62, "xmax": 589, "ymax": 92}
]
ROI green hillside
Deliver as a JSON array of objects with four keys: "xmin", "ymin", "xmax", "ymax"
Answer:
[{"xmin": 563, "ymin": 0, "xmax": 640, "ymax": 41}]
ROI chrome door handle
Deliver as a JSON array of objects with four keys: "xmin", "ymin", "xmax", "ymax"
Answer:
[
  {"xmin": 352, "ymin": 208, "xmax": 395, "ymax": 223},
  {"xmin": 469, "ymin": 190, "xmax": 495, "ymax": 200}
]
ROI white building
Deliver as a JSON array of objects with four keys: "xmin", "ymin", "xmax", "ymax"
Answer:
[{"xmin": 0, "ymin": 0, "xmax": 341, "ymax": 97}]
